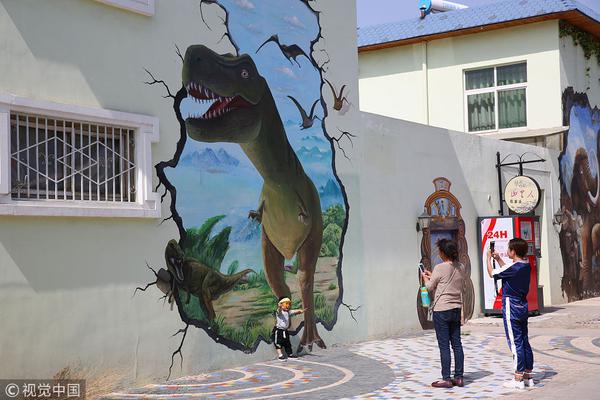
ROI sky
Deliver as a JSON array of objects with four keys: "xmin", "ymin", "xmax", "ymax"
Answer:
[{"xmin": 357, "ymin": 0, "xmax": 600, "ymax": 28}]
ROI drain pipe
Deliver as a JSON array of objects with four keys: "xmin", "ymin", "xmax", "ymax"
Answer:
[{"xmin": 422, "ymin": 41, "xmax": 430, "ymax": 125}]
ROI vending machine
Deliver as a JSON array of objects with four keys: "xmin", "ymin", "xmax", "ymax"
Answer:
[{"xmin": 478, "ymin": 216, "xmax": 541, "ymax": 315}]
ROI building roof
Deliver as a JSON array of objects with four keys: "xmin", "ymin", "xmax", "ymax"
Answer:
[{"xmin": 358, "ymin": 0, "xmax": 600, "ymax": 52}]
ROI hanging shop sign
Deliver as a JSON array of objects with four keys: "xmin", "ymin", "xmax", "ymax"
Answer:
[{"xmin": 504, "ymin": 175, "xmax": 541, "ymax": 214}]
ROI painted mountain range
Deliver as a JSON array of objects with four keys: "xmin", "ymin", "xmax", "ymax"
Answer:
[
  {"xmin": 297, "ymin": 146, "xmax": 329, "ymax": 162},
  {"xmin": 180, "ymin": 148, "xmax": 240, "ymax": 172},
  {"xmin": 319, "ymin": 179, "xmax": 343, "ymax": 208},
  {"xmin": 301, "ymin": 135, "xmax": 325, "ymax": 143}
]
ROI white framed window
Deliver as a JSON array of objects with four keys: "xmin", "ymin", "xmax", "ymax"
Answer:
[
  {"xmin": 464, "ymin": 62, "xmax": 528, "ymax": 133},
  {"xmin": 93, "ymin": 0, "xmax": 155, "ymax": 16},
  {"xmin": 0, "ymin": 94, "xmax": 160, "ymax": 218}
]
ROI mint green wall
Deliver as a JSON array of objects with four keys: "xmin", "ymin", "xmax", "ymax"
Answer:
[{"xmin": 0, "ymin": 0, "xmax": 563, "ymax": 385}]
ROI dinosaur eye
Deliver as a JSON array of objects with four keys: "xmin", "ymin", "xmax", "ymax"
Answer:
[{"xmin": 241, "ymin": 69, "xmax": 250, "ymax": 79}]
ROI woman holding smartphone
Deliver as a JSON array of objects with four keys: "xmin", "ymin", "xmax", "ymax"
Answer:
[{"xmin": 421, "ymin": 239, "xmax": 466, "ymax": 388}]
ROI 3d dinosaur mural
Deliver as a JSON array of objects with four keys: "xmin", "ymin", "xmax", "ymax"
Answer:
[
  {"xmin": 324, "ymin": 78, "xmax": 349, "ymax": 112},
  {"xmin": 559, "ymin": 88, "xmax": 600, "ymax": 300},
  {"xmin": 182, "ymin": 44, "xmax": 326, "ymax": 349},
  {"xmin": 256, "ymin": 34, "xmax": 312, "ymax": 68},
  {"xmin": 141, "ymin": 0, "xmax": 351, "ymax": 368},
  {"xmin": 287, "ymin": 96, "xmax": 320, "ymax": 130},
  {"xmin": 165, "ymin": 239, "xmax": 253, "ymax": 321}
]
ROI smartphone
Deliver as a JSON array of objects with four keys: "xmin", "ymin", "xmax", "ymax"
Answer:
[
  {"xmin": 490, "ymin": 241, "xmax": 495, "ymax": 252},
  {"xmin": 418, "ymin": 263, "xmax": 425, "ymax": 274}
]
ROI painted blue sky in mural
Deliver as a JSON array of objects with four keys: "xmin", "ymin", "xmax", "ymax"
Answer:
[
  {"xmin": 561, "ymin": 103, "xmax": 600, "ymax": 196},
  {"xmin": 168, "ymin": 0, "xmax": 344, "ymax": 271}
]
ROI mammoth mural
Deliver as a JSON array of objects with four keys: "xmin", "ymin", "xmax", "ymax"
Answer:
[
  {"xmin": 138, "ymin": 0, "xmax": 350, "ymax": 370},
  {"xmin": 559, "ymin": 88, "xmax": 600, "ymax": 300}
]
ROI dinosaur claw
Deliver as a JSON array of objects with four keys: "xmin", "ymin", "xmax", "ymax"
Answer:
[
  {"xmin": 248, "ymin": 210, "xmax": 262, "ymax": 223},
  {"xmin": 315, "ymin": 339, "xmax": 326, "ymax": 349},
  {"xmin": 298, "ymin": 213, "xmax": 309, "ymax": 225}
]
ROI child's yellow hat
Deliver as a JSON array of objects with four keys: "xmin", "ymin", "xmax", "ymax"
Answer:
[{"xmin": 278, "ymin": 297, "xmax": 291, "ymax": 305}]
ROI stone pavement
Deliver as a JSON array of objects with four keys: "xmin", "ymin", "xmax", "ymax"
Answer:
[{"xmin": 103, "ymin": 297, "xmax": 600, "ymax": 399}]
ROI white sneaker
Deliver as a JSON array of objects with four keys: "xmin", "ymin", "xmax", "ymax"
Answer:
[
  {"xmin": 503, "ymin": 379, "xmax": 525, "ymax": 389},
  {"xmin": 525, "ymin": 378, "xmax": 535, "ymax": 387},
  {"xmin": 524, "ymin": 371, "xmax": 535, "ymax": 387}
]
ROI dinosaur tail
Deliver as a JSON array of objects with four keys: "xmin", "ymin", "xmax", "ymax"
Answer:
[{"xmin": 224, "ymin": 269, "xmax": 254, "ymax": 287}]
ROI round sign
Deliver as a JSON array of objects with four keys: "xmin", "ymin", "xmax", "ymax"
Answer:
[{"xmin": 504, "ymin": 175, "xmax": 541, "ymax": 214}]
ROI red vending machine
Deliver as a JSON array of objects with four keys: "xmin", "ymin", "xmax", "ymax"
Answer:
[{"xmin": 479, "ymin": 216, "xmax": 541, "ymax": 315}]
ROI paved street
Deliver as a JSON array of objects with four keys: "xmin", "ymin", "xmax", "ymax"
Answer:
[{"xmin": 103, "ymin": 297, "xmax": 600, "ymax": 399}]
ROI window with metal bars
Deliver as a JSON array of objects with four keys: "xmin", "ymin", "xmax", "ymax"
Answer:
[{"xmin": 10, "ymin": 113, "xmax": 136, "ymax": 203}]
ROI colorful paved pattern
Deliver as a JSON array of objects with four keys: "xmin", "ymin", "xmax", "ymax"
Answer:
[
  {"xmin": 348, "ymin": 333, "xmax": 555, "ymax": 399},
  {"xmin": 103, "ymin": 351, "xmax": 394, "ymax": 400},
  {"xmin": 104, "ymin": 331, "xmax": 600, "ymax": 399}
]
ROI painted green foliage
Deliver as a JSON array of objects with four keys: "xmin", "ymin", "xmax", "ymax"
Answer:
[
  {"xmin": 176, "ymin": 206, "xmax": 342, "ymax": 347},
  {"xmin": 182, "ymin": 215, "xmax": 231, "ymax": 271},
  {"xmin": 320, "ymin": 204, "xmax": 345, "ymax": 257}
]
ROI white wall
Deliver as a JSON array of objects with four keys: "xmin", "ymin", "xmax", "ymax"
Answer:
[
  {"xmin": 560, "ymin": 32, "xmax": 600, "ymax": 108},
  {"xmin": 358, "ymin": 43, "xmax": 428, "ymax": 124},
  {"xmin": 359, "ymin": 21, "xmax": 564, "ymax": 133},
  {"xmin": 355, "ymin": 112, "xmax": 563, "ymax": 337}
]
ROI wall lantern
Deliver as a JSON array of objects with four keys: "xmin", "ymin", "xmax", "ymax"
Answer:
[
  {"xmin": 552, "ymin": 209, "xmax": 564, "ymax": 228},
  {"xmin": 416, "ymin": 208, "xmax": 432, "ymax": 232}
]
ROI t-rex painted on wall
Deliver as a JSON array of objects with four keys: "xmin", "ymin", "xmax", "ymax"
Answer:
[
  {"xmin": 142, "ymin": 0, "xmax": 350, "ymax": 365},
  {"xmin": 182, "ymin": 44, "xmax": 326, "ymax": 349},
  {"xmin": 559, "ymin": 88, "xmax": 600, "ymax": 300}
]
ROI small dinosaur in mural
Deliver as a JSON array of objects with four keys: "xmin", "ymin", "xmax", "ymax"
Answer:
[
  {"xmin": 165, "ymin": 239, "xmax": 253, "ymax": 322},
  {"xmin": 287, "ymin": 95, "xmax": 320, "ymax": 130},
  {"xmin": 182, "ymin": 45, "xmax": 326, "ymax": 351},
  {"xmin": 324, "ymin": 78, "xmax": 350, "ymax": 111},
  {"xmin": 256, "ymin": 34, "xmax": 313, "ymax": 68}
]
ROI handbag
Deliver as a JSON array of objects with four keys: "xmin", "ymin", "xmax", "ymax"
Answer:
[{"xmin": 426, "ymin": 266, "xmax": 458, "ymax": 322}]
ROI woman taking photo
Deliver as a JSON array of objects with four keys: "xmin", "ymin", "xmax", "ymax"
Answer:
[{"xmin": 421, "ymin": 239, "xmax": 466, "ymax": 388}]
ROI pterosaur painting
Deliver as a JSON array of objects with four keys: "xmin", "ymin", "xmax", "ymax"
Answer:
[
  {"xmin": 324, "ymin": 78, "xmax": 350, "ymax": 112},
  {"xmin": 256, "ymin": 34, "xmax": 313, "ymax": 68},
  {"xmin": 287, "ymin": 95, "xmax": 320, "ymax": 129}
]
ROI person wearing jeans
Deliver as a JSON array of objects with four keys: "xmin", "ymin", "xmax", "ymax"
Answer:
[{"xmin": 422, "ymin": 239, "xmax": 466, "ymax": 388}]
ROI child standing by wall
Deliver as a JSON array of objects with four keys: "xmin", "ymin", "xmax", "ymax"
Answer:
[
  {"xmin": 487, "ymin": 238, "xmax": 535, "ymax": 389},
  {"xmin": 273, "ymin": 297, "xmax": 305, "ymax": 360}
]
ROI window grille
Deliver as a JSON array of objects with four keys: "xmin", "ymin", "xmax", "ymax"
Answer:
[{"xmin": 10, "ymin": 112, "xmax": 136, "ymax": 202}]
